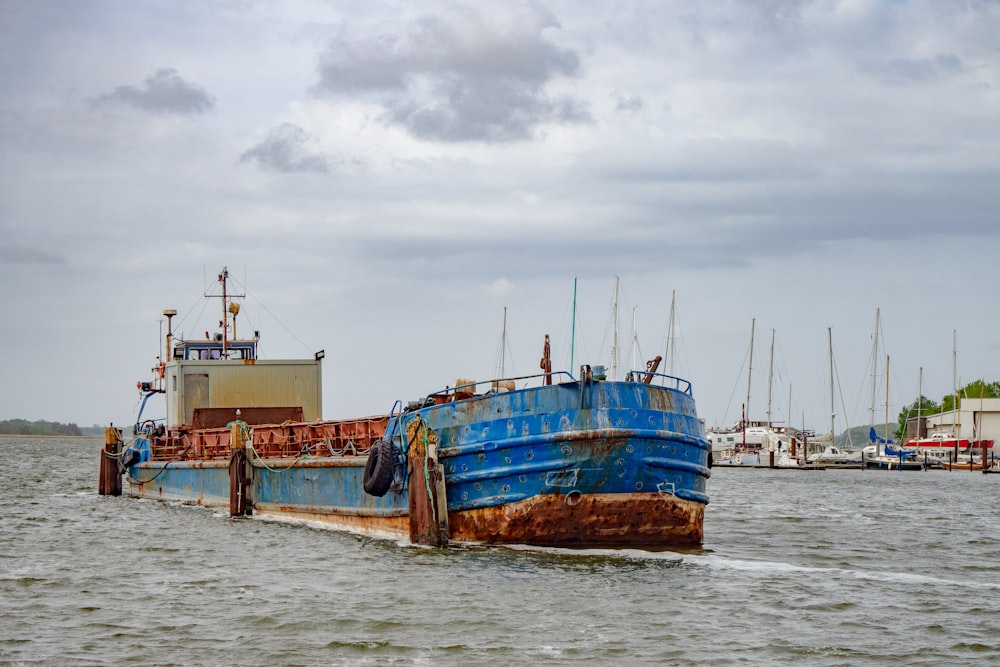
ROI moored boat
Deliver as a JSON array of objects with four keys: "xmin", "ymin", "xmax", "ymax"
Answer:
[
  {"xmin": 807, "ymin": 445, "xmax": 861, "ymax": 465},
  {"xmin": 862, "ymin": 455, "xmax": 925, "ymax": 471},
  {"xmin": 708, "ymin": 423, "xmax": 809, "ymax": 467},
  {"xmin": 712, "ymin": 447, "xmax": 760, "ymax": 467},
  {"xmin": 903, "ymin": 432, "xmax": 994, "ymax": 456},
  {"xmin": 98, "ymin": 268, "xmax": 711, "ymax": 548},
  {"xmin": 939, "ymin": 458, "xmax": 987, "ymax": 471}
]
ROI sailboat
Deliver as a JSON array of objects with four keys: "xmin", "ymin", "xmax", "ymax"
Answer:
[
  {"xmin": 711, "ymin": 320, "xmax": 762, "ymax": 466},
  {"xmin": 711, "ymin": 323, "xmax": 807, "ymax": 467},
  {"xmin": 863, "ymin": 359, "xmax": 924, "ymax": 471},
  {"xmin": 805, "ymin": 328, "xmax": 860, "ymax": 466}
]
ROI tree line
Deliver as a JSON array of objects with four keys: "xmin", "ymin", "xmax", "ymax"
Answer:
[
  {"xmin": 893, "ymin": 379, "xmax": 1000, "ymax": 440},
  {"xmin": 0, "ymin": 419, "xmax": 86, "ymax": 436}
]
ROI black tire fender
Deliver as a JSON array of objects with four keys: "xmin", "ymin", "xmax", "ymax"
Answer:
[{"xmin": 363, "ymin": 438, "xmax": 396, "ymax": 496}]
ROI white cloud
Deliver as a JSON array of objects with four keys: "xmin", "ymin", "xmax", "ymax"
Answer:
[{"xmin": 486, "ymin": 278, "xmax": 514, "ymax": 298}]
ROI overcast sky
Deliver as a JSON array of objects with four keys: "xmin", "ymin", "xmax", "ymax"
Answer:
[{"xmin": 2, "ymin": 0, "xmax": 998, "ymax": 436}]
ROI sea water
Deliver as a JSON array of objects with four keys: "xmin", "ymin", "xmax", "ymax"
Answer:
[{"xmin": 1, "ymin": 436, "xmax": 998, "ymax": 666}]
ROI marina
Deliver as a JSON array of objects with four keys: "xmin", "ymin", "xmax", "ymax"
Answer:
[{"xmin": 708, "ymin": 312, "xmax": 1000, "ymax": 474}]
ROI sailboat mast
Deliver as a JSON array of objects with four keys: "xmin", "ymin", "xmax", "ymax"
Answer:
[
  {"xmin": 829, "ymin": 327, "xmax": 835, "ymax": 445},
  {"xmin": 787, "ymin": 384, "xmax": 792, "ymax": 432},
  {"xmin": 870, "ymin": 308, "xmax": 880, "ymax": 429},
  {"xmin": 917, "ymin": 366, "xmax": 923, "ymax": 439},
  {"xmin": 953, "ymin": 330, "xmax": 958, "ymax": 401},
  {"xmin": 570, "ymin": 278, "xmax": 577, "ymax": 372},
  {"xmin": 746, "ymin": 318, "xmax": 755, "ymax": 429},
  {"xmin": 884, "ymin": 355, "xmax": 890, "ymax": 444},
  {"xmin": 767, "ymin": 329, "xmax": 775, "ymax": 428},
  {"xmin": 610, "ymin": 277, "xmax": 620, "ymax": 381},
  {"xmin": 978, "ymin": 377, "xmax": 985, "ymax": 447},
  {"xmin": 630, "ymin": 307, "xmax": 639, "ymax": 375},
  {"xmin": 954, "ymin": 330, "xmax": 961, "ymax": 441},
  {"xmin": 500, "ymin": 306, "xmax": 507, "ymax": 377},
  {"xmin": 665, "ymin": 290, "xmax": 676, "ymax": 376}
]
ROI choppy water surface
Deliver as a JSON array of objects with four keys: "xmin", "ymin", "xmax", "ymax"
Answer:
[{"xmin": 2, "ymin": 437, "xmax": 998, "ymax": 666}]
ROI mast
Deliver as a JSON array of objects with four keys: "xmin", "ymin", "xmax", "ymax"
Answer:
[
  {"xmin": 954, "ymin": 330, "xmax": 961, "ymax": 441},
  {"xmin": 884, "ymin": 355, "xmax": 891, "ymax": 451},
  {"xmin": 829, "ymin": 327, "xmax": 835, "ymax": 445},
  {"xmin": 917, "ymin": 366, "xmax": 923, "ymax": 440},
  {"xmin": 500, "ymin": 306, "xmax": 507, "ymax": 377},
  {"xmin": 570, "ymin": 278, "xmax": 577, "ymax": 372},
  {"xmin": 610, "ymin": 276, "xmax": 620, "ymax": 380},
  {"xmin": 787, "ymin": 384, "xmax": 792, "ymax": 432},
  {"xmin": 741, "ymin": 318, "xmax": 755, "ymax": 449},
  {"xmin": 953, "ymin": 330, "xmax": 958, "ymax": 403},
  {"xmin": 207, "ymin": 266, "xmax": 245, "ymax": 358},
  {"xmin": 220, "ymin": 267, "xmax": 229, "ymax": 355},
  {"xmin": 629, "ymin": 306, "xmax": 640, "ymax": 375},
  {"xmin": 746, "ymin": 318, "xmax": 755, "ymax": 428},
  {"xmin": 870, "ymin": 308, "xmax": 880, "ymax": 429},
  {"xmin": 766, "ymin": 329, "xmax": 775, "ymax": 428},
  {"xmin": 664, "ymin": 290, "xmax": 677, "ymax": 376},
  {"xmin": 980, "ymin": 379, "xmax": 987, "ymax": 472}
]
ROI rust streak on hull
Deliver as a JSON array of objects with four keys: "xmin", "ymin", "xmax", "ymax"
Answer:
[{"xmin": 448, "ymin": 492, "xmax": 704, "ymax": 548}]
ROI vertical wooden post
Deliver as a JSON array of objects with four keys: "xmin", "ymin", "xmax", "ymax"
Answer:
[
  {"xmin": 407, "ymin": 418, "xmax": 449, "ymax": 546},
  {"xmin": 540, "ymin": 334, "xmax": 552, "ymax": 386},
  {"xmin": 229, "ymin": 421, "xmax": 252, "ymax": 516},
  {"xmin": 99, "ymin": 425, "xmax": 122, "ymax": 496}
]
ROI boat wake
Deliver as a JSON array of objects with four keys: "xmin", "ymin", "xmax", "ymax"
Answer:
[
  {"xmin": 691, "ymin": 553, "xmax": 1000, "ymax": 590},
  {"xmin": 498, "ymin": 543, "xmax": 689, "ymax": 563}
]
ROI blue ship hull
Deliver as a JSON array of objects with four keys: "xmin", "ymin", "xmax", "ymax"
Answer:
[{"xmin": 117, "ymin": 376, "xmax": 710, "ymax": 548}]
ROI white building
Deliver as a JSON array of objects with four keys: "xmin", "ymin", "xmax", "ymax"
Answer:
[{"xmin": 907, "ymin": 397, "xmax": 1000, "ymax": 442}]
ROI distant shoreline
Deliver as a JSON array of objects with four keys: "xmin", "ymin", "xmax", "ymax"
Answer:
[{"xmin": 0, "ymin": 434, "xmax": 103, "ymax": 438}]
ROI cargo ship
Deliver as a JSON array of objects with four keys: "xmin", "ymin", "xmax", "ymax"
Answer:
[{"xmin": 99, "ymin": 268, "xmax": 711, "ymax": 548}]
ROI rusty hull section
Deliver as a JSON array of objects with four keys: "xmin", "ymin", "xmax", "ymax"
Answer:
[
  {"xmin": 447, "ymin": 491, "xmax": 704, "ymax": 548},
  {"xmin": 413, "ymin": 378, "xmax": 710, "ymax": 548}
]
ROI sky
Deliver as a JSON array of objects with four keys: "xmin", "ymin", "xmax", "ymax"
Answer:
[{"xmin": 2, "ymin": 0, "xmax": 998, "ymax": 436}]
